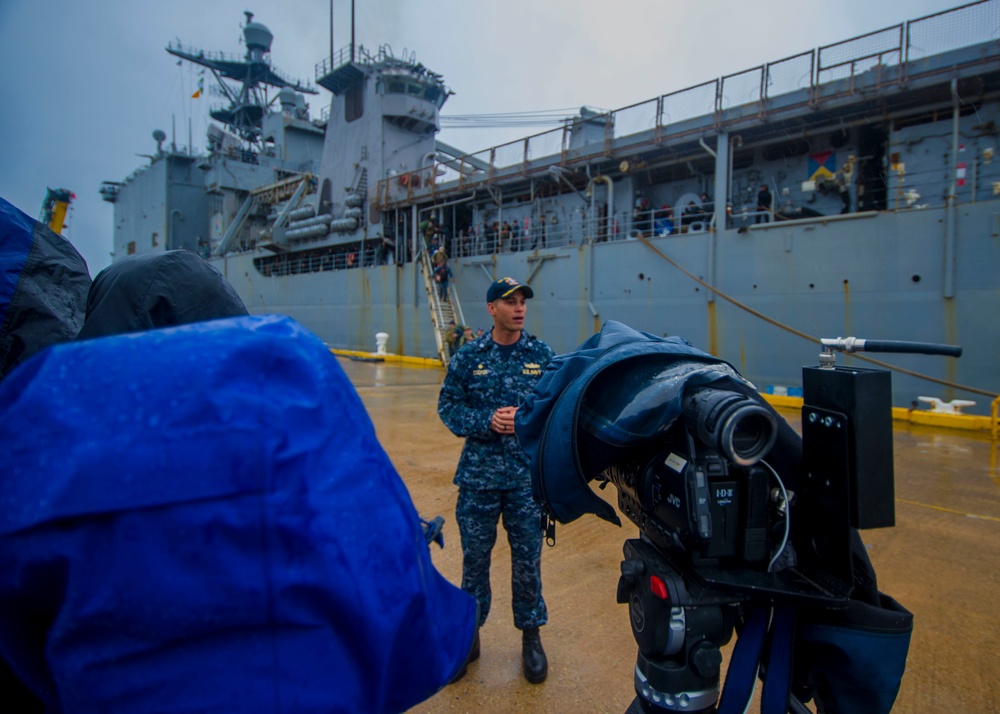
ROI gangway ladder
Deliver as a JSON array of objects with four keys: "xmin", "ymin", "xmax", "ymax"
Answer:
[{"xmin": 419, "ymin": 247, "xmax": 465, "ymax": 366}]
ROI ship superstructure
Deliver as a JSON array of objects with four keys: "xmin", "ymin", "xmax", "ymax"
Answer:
[
  {"xmin": 106, "ymin": 2, "xmax": 1000, "ymax": 414},
  {"xmin": 101, "ymin": 13, "xmax": 324, "ymax": 260}
]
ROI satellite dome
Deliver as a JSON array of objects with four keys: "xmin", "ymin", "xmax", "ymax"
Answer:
[
  {"xmin": 243, "ymin": 12, "xmax": 273, "ymax": 52},
  {"xmin": 278, "ymin": 87, "xmax": 297, "ymax": 111}
]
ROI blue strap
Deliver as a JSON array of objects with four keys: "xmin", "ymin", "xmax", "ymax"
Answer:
[
  {"xmin": 718, "ymin": 606, "xmax": 769, "ymax": 714},
  {"xmin": 762, "ymin": 605, "xmax": 795, "ymax": 713},
  {"xmin": 421, "ymin": 515, "xmax": 446, "ymax": 548},
  {"xmin": 718, "ymin": 604, "xmax": 795, "ymax": 714}
]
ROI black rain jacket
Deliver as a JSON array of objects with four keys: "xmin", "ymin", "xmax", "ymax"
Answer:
[{"xmin": 77, "ymin": 250, "xmax": 248, "ymax": 340}]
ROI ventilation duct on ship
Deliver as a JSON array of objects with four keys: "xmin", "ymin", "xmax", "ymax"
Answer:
[
  {"xmin": 287, "ymin": 214, "xmax": 333, "ymax": 231},
  {"xmin": 285, "ymin": 224, "xmax": 331, "ymax": 241},
  {"xmin": 285, "ymin": 213, "xmax": 333, "ymax": 241},
  {"xmin": 330, "ymin": 217, "xmax": 359, "ymax": 232},
  {"xmin": 286, "ymin": 206, "xmax": 317, "ymax": 222},
  {"xmin": 282, "ymin": 201, "xmax": 360, "ymax": 238}
]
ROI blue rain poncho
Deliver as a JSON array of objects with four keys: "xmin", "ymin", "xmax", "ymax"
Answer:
[
  {"xmin": 0, "ymin": 195, "xmax": 91, "ymax": 380},
  {"xmin": 0, "ymin": 314, "xmax": 476, "ymax": 713}
]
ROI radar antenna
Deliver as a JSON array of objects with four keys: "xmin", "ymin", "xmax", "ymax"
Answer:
[{"xmin": 166, "ymin": 14, "xmax": 318, "ymax": 151}]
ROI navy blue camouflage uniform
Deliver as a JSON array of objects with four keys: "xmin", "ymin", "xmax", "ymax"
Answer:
[{"xmin": 438, "ymin": 330, "xmax": 554, "ymax": 630}]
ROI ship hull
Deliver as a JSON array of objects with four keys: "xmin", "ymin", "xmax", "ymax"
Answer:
[{"xmin": 212, "ymin": 199, "xmax": 999, "ymax": 411}]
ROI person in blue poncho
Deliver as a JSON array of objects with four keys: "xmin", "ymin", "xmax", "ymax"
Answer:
[
  {"xmin": 0, "ymin": 243, "xmax": 477, "ymax": 712},
  {"xmin": 0, "ymin": 195, "xmax": 91, "ymax": 381},
  {"xmin": 0, "ymin": 194, "xmax": 92, "ymax": 707}
]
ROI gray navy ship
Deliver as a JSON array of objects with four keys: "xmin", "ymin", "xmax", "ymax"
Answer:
[{"xmin": 102, "ymin": 2, "xmax": 1000, "ymax": 414}]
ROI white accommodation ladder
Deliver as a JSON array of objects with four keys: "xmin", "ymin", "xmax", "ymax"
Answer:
[{"xmin": 419, "ymin": 248, "xmax": 465, "ymax": 366}]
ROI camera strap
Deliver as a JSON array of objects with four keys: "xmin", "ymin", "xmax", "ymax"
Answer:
[{"xmin": 717, "ymin": 604, "xmax": 794, "ymax": 714}]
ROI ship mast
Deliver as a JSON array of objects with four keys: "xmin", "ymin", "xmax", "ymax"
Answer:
[{"xmin": 166, "ymin": 12, "xmax": 318, "ymax": 152}]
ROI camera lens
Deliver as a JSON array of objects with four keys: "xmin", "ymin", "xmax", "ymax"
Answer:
[
  {"xmin": 684, "ymin": 388, "xmax": 777, "ymax": 466},
  {"xmin": 722, "ymin": 403, "xmax": 777, "ymax": 465}
]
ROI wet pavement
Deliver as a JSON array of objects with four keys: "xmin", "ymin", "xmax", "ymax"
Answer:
[{"xmin": 338, "ymin": 357, "xmax": 1000, "ymax": 713}]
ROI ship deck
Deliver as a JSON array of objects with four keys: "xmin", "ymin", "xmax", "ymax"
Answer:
[{"xmin": 338, "ymin": 356, "xmax": 1000, "ymax": 713}]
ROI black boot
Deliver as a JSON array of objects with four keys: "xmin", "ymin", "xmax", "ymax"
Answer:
[
  {"xmin": 521, "ymin": 627, "xmax": 548, "ymax": 684},
  {"xmin": 450, "ymin": 629, "xmax": 480, "ymax": 683}
]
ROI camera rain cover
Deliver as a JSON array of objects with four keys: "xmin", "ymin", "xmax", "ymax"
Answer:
[{"xmin": 516, "ymin": 320, "xmax": 763, "ymax": 526}]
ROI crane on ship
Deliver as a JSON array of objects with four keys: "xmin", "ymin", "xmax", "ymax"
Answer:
[{"xmin": 39, "ymin": 188, "xmax": 75, "ymax": 235}]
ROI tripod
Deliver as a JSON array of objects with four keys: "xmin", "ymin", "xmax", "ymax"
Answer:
[
  {"xmin": 618, "ymin": 538, "xmax": 741, "ymax": 714},
  {"xmin": 619, "ymin": 538, "xmax": 822, "ymax": 714}
]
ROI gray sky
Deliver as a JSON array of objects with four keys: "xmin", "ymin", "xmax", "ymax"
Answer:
[{"xmin": 0, "ymin": 0, "xmax": 965, "ymax": 275}]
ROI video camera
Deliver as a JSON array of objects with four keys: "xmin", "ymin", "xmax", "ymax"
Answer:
[
  {"xmin": 597, "ymin": 384, "xmax": 779, "ymax": 569},
  {"xmin": 516, "ymin": 323, "xmax": 954, "ymax": 713}
]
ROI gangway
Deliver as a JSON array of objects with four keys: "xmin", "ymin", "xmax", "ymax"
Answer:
[{"xmin": 419, "ymin": 247, "xmax": 464, "ymax": 366}]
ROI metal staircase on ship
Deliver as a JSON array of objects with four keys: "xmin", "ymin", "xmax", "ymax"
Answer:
[{"xmin": 419, "ymin": 248, "xmax": 465, "ymax": 366}]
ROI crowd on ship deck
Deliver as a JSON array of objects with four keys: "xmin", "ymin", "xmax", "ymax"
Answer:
[
  {"xmin": 267, "ymin": 170, "xmax": 844, "ymax": 275},
  {"xmin": 391, "ymin": 189, "xmax": 737, "ymax": 263},
  {"xmin": 255, "ymin": 239, "xmax": 395, "ymax": 277}
]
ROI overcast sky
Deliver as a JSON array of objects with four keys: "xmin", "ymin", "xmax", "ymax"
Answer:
[{"xmin": 0, "ymin": 0, "xmax": 966, "ymax": 275}]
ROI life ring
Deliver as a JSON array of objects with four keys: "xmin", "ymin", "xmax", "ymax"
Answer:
[
  {"xmin": 410, "ymin": 173, "xmax": 422, "ymax": 187},
  {"xmin": 398, "ymin": 173, "xmax": 410, "ymax": 187}
]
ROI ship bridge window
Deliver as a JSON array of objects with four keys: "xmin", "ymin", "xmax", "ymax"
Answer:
[{"xmin": 382, "ymin": 79, "xmax": 431, "ymax": 100}]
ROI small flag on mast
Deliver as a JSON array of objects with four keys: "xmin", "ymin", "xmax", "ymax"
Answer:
[{"xmin": 191, "ymin": 72, "xmax": 204, "ymax": 99}]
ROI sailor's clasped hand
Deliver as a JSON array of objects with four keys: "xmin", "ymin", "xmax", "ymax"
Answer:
[{"xmin": 491, "ymin": 406, "xmax": 518, "ymax": 435}]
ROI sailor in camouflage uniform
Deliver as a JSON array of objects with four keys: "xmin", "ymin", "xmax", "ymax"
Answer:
[{"xmin": 438, "ymin": 277, "xmax": 554, "ymax": 684}]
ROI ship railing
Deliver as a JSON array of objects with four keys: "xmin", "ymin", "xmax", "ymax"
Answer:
[
  {"xmin": 254, "ymin": 243, "xmax": 388, "ymax": 277},
  {"xmin": 167, "ymin": 42, "xmax": 246, "ymax": 67},
  {"xmin": 314, "ymin": 44, "xmax": 380, "ymax": 79},
  {"xmin": 887, "ymin": 166, "xmax": 983, "ymax": 210},
  {"xmin": 817, "ymin": 24, "xmax": 904, "ymax": 87},
  {"xmin": 446, "ymin": 211, "xmax": 723, "ymax": 260},
  {"xmin": 906, "ymin": 0, "xmax": 1000, "ymax": 61},
  {"xmin": 375, "ymin": 0, "xmax": 1000, "ymax": 206},
  {"xmin": 167, "ymin": 41, "xmax": 315, "ymax": 92}
]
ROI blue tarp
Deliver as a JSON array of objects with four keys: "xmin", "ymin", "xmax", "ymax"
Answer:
[{"xmin": 0, "ymin": 314, "xmax": 476, "ymax": 713}]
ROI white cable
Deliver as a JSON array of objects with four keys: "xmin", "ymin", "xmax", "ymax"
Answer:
[{"xmin": 759, "ymin": 459, "xmax": 791, "ymax": 572}]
